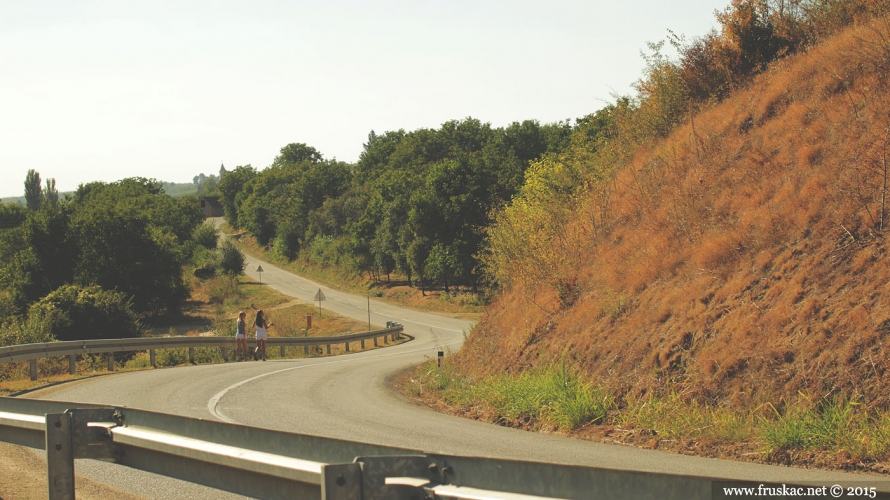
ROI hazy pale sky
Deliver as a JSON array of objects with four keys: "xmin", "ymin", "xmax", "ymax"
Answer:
[{"xmin": 1, "ymin": 1, "xmax": 728, "ymax": 199}]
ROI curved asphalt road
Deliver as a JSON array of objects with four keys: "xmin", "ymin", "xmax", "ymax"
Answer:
[{"xmin": 25, "ymin": 236, "xmax": 890, "ymax": 498}]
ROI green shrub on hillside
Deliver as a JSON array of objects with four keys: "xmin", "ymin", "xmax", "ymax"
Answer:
[{"xmin": 27, "ymin": 284, "xmax": 145, "ymax": 341}]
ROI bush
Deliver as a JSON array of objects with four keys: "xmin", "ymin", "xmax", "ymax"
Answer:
[
  {"xmin": 192, "ymin": 246, "xmax": 220, "ymax": 278},
  {"xmin": 218, "ymin": 240, "xmax": 246, "ymax": 276},
  {"xmin": 274, "ymin": 223, "xmax": 302, "ymax": 261},
  {"xmin": 27, "ymin": 284, "xmax": 145, "ymax": 341},
  {"xmin": 0, "ymin": 314, "xmax": 56, "ymax": 347},
  {"xmin": 193, "ymin": 222, "xmax": 219, "ymax": 250}
]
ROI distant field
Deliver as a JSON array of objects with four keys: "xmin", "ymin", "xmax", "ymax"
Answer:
[
  {"xmin": 1, "ymin": 196, "xmax": 25, "ymax": 205},
  {"xmin": 1, "ymin": 181, "xmax": 198, "ymax": 204},
  {"xmin": 161, "ymin": 182, "xmax": 198, "ymax": 197}
]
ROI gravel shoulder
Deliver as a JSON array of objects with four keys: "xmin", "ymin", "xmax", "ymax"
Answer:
[{"xmin": 0, "ymin": 441, "xmax": 144, "ymax": 500}]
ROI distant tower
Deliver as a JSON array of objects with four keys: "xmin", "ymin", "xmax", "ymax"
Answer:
[{"xmin": 219, "ymin": 162, "xmax": 227, "ymax": 179}]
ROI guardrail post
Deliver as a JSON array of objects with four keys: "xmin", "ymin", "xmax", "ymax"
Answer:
[
  {"xmin": 221, "ymin": 347, "xmax": 228, "ymax": 363},
  {"xmin": 68, "ymin": 355, "xmax": 76, "ymax": 375},
  {"xmin": 150, "ymin": 349, "xmax": 157, "ymax": 368},
  {"xmin": 304, "ymin": 345, "xmax": 309, "ymax": 355},
  {"xmin": 374, "ymin": 337, "xmax": 378, "ymax": 347},
  {"xmin": 360, "ymin": 339, "xmax": 365, "ymax": 349},
  {"xmin": 326, "ymin": 344, "xmax": 331, "ymax": 355},
  {"xmin": 30, "ymin": 359, "xmax": 38, "ymax": 381},
  {"xmin": 188, "ymin": 347, "xmax": 195, "ymax": 364},
  {"xmin": 280, "ymin": 346, "xmax": 285, "ymax": 357},
  {"xmin": 107, "ymin": 355, "xmax": 114, "ymax": 372},
  {"xmin": 345, "ymin": 341, "xmax": 350, "ymax": 353},
  {"xmin": 321, "ymin": 463, "xmax": 362, "ymax": 500},
  {"xmin": 45, "ymin": 412, "xmax": 75, "ymax": 500}
]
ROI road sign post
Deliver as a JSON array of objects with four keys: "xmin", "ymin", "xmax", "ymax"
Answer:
[
  {"xmin": 256, "ymin": 265, "xmax": 264, "ymax": 284},
  {"xmin": 314, "ymin": 288, "xmax": 326, "ymax": 317}
]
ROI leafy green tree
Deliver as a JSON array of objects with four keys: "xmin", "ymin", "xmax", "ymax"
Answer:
[
  {"xmin": 0, "ymin": 203, "xmax": 27, "ymax": 229},
  {"xmin": 356, "ymin": 130, "xmax": 406, "ymax": 183},
  {"xmin": 274, "ymin": 224, "xmax": 302, "ymax": 260},
  {"xmin": 43, "ymin": 178, "xmax": 59, "ymax": 208},
  {"xmin": 630, "ymin": 41, "xmax": 689, "ymax": 140},
  {"xmin": 218, "ymin": 240, "xmax": 246, "ymax": 276},
  {"xmin": 216, "ymin": 165, "xmax": 257, "ymax": 228},
  {"xmin": 274, "ymin": 143, "xmax": 323, "ymax": 166},
  {"xmin": 28, "ymin": 284, "xmax": 144, "ymax": 341},
  {"xmin": 196, "ymin": 175, "xmax": 218, "ymax": 196},
  {"xmin": 9, "ymin": 206, "xmax": 76, "ymax": 306},
  {"xmin": 68, "ymin": 178, "xmax": 201, "ymax": 315},
  {"xmin": 193, "ymin": 222, "xmax": 219, "ymax": 250},
  {"xmin": 482, "ymin": 153, "xmax": 588, "ymax": 295},
  {"xmin": 2, "ymin": 176, "xmax": 207, "ymax": 326},
  {"xmin": 5, "ymin": 249, "xmax": 46, "ymax": 311},
  {"xmin": 237, "ymin": 151, "xmax": 351, "ymax": 251},
  {"xmin": 74, "ymin": 178, "xmax": 203, "ymax": 251},
  {"xmin": 239, "ymin": 190, "xmax": 278, "ymax": 246},
  {"xmin": 72, "ymin": 209, "xmax": 188, "ymax": 315},
  {"xmin": 406, "ymin": 233, "xmax": 432, "ymax": 295},
  {"xmin": 24, "ymin": 169, "xmax": 42, "ymax": 211}
]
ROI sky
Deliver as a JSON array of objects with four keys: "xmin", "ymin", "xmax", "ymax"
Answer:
[{"xmin": 0, "ymin": 0, "xmax": 729, "ymax": 199}]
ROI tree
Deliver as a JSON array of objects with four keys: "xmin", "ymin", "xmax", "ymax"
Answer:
[
  {"xmin": 0, "ymin": 203, "xmax": 27, "ymax": 229},
  {"xmin": 716, "ymin": 0, "xmax": 792, "ymax": 80},
  {"xmin": 218, "ymin": 240, "xmax": 246, "ymax": 276},
  {"xmin": 216, "ymin": 165, "xmax": 257, "ymax": 228},
  {"xmin": 43, "ymin": 178, "xmax": 59, "ymax": 208},
  {"xmin": 356, "ymin": 130, "xmax": 406, "ymax": 183},
  {"xmin": 482, "ymin": 153, "xmax": 588, "ymax": 303},
  {"xmin": 69, "ymin": 178, "xmax": 201, "ymax": 315},
  {"xmin": 193, "ymin": 222, "xmax": 219, "ymax": 250},
  {"xmin": 73, "ymin": 209, "xmax": 189, "ymax": 315},
  {"xmin": 2, "ymin": 206, "xmax": 76, "ymax": 311},
  {"xmin": 236, "ymin": 157, "xmax": 351, "ymax": 250},
  {"xmin": 28, "ymin": 284, "xmax": 144, "ymax": 341},
  {"xmin": 24, "ymin": 169, "xmax": 42, "ymax": 211},
  {"xmin": 273, "ymin": 143, "xmax": 323, "ymax": 166}
]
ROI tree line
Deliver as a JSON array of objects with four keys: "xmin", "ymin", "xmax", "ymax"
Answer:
[
  {"xmin": 213, "ymin": 0, "xmax": 887, "ymax": 299},
  {"xmin": 215, "ymin": 119, "xmax": 571, "ymax": 294},
  {"xmin": 2, "ymin": 0, "xmax": 878, "ymax": 346},
  {"xmin": 0, "ymin": 176, "xmax": 245, "ymax": 346}
]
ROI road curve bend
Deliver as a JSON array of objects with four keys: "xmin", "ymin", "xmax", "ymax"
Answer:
[{"xmin": 24, "ymin": 239, "xmax": 887, "ymax": 497}]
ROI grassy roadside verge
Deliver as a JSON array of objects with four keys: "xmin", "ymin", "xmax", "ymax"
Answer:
[
  {"xmin": 227, "ymin": 228, "xmax": 485, "ymax": 318},
  {"xmin": 398, "ymin": 360, "xmax": 890, "ymax": 474}
]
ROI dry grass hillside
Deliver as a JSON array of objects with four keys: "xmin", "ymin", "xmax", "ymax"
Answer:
[{"xmin": 459, "ymin": 17, "xmax": 890, "ymax": 412}]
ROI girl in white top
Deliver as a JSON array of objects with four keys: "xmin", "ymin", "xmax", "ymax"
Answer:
[
  {"xmin": 254, "ymin": 310, "xmax": 270, "ymax": 361},
  {"xmin": 235, "ymin": 311, "xmax": 248, "ymax": 361}
]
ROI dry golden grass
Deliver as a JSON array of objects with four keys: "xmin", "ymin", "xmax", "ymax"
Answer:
[{"xmin": 458, "ymin": 15, "xmax": 890, "ymax": 425}]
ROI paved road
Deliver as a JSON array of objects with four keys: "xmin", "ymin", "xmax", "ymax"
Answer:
[{"xmin": 24, "ymin": 236, "xmax": 890, "ymax": 497}]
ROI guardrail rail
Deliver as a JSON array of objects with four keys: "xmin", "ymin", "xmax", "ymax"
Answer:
[
  {"xmin": 0, "ymin": 396, "xmax": 799, "ymax": 500},
  {"xmin": 0, "ymin": 324, "xmax": 404, "ymax": 381}
]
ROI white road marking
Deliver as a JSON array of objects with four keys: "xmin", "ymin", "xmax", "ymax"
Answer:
[
  {"xmin": 207, "ymin": 340, "xmax": 462, "ymax": 423},
  {"xmin": 399, "ymin": 318, "xmax": 464, "ymax": 333}
]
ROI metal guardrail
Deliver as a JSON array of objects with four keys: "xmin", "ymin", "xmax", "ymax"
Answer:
[
  {"xmin": 0, "ymin": 396, "xmax": 777, "ymax": 500},
  {"xmin": 0, "ymin": 325, "xmax": 404, "ymax": 381}
]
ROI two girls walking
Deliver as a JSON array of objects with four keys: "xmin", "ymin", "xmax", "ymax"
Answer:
[{"xmin": 235, "ymin": 310, "xmax": 272, "ymax": 361}]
